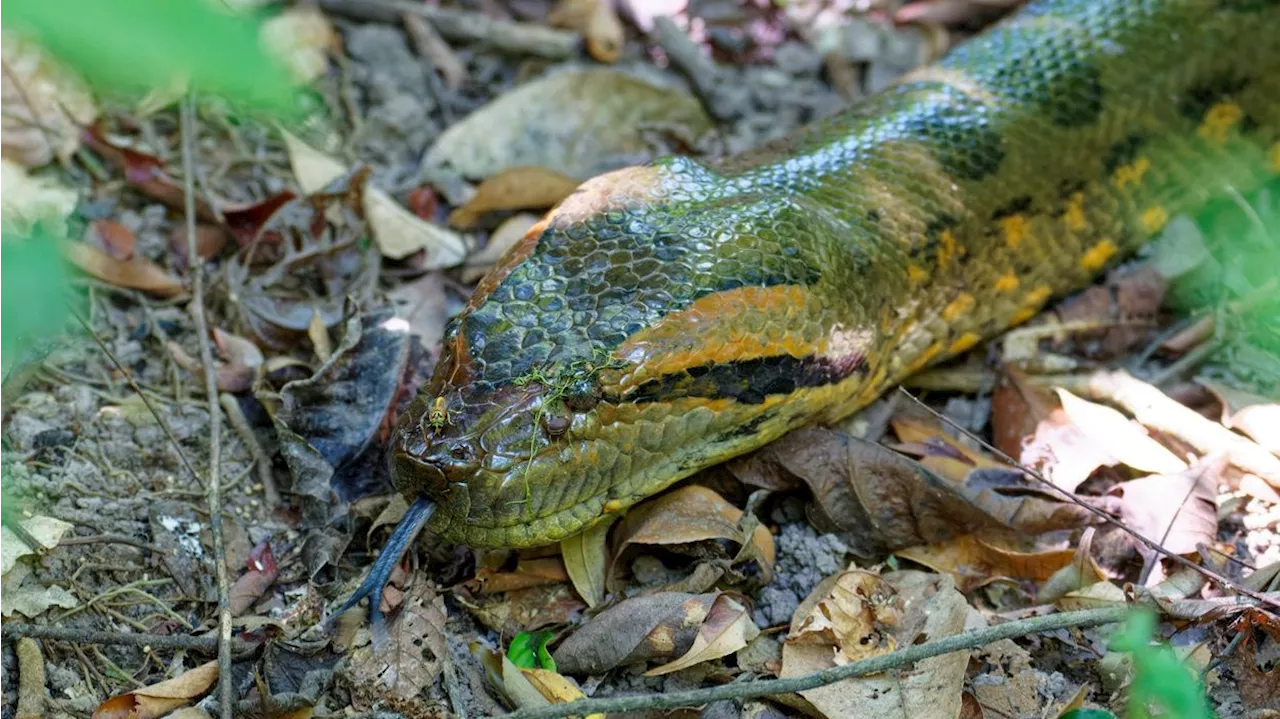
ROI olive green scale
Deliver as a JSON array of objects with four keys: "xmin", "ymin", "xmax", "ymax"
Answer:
[{"xmin": 391, "ymin": 0, "xmax": 1280, "ymax": 548}]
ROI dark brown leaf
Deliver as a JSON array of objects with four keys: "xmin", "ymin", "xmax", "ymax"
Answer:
[{"xmin": 551, "ymin": 591, "xmax": 719, "ymax": 675}]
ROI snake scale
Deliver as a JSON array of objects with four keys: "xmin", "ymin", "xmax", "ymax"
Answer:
[{"xmin": 335, "ymin": 0, "xmax": 1280, "ymax": 621}]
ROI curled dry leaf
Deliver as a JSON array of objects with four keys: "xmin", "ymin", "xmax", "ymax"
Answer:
[
  {"xmin": 889, "ymin": 415, "xmax": 1005, "ymax": 483},
  {"xmin": 448, "ymin": 166, "xmax": 580, "ymax": 229},
  {"xmin": 473, "ymin": 557, "xmax": 570, "ymax": 595},
  {"xmin": 520, "ymin": 668, "xmax": 604, "ymax": 718},
  {"xmin": 895, "ymin": 533, "xmax": 1076, "ymax": 592},
  {"xmin": 423, "ymin": 68, "xmax": 713, "ymax": 181},
  {"xmin": 1055, "ymin": 388, "xmax": 1187, "ymax": 474},
  {"xmin": 549, "ymin": 0, "xmax": 624, "ymax": 63},
  {"xmin": 281, "ymin": 130, "xmax": 467, "ymax": 265},
  {"xmin": 387, "ymin": 271, "xmax": 451, "ymax": 356},
  {"xmin": 613, "ymin": 484, "xmax": 775, "ymax": 584},
  {"xmin": 168, "ymin": 223, "xmax": 229, "ymax": 268},
  {"xmin": 645, "ymin": 592, "xmax": 760, "ymax": 676},
  {"xmin": 92, "ymin": 660, "xmax": 218, "ymax": 719},
  {"xmin": 80, "ymin": 127, "xmax": 220, "ymax": 222},
  {"xmin": 62, "ymin": 241, "xmax": 183, "ymax": 297},
  {"xmin": 1, "ymin": 32, "xmax": 98, "ymax": 168},
  {"xmin": 1109, "ymin": 453, "xmax": 1224, "ymax": 557},
  {"xmin": 780, "ymin": 570, "xmax": 969, "ymax": 719},
  {"xmin": 1038, "ymin": 527, "xmax": 1106, "ymax": 603},
  {"xmin": 466, "ymin": 583, "xmax": 586, "ymax": 637},
  {"xmin": 1199, "ymin": 379, "xmax": 1280, "ymax": 454},
  {"xmin": 787, "ymin": 569, "xmax": 900, "ymax": 664},
  {"xmin": 229, "ymin": 540, "xmax": 278, "ymax": 616},
  {"xmin": 551, "ymin": 591, "xmax": 723, "ymax": 675}
]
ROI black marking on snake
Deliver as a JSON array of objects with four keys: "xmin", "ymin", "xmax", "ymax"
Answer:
[
  {"xmin": 1180, "ymin": 74, "xmax": 1251, "ymax": 121},
  {"xmin": 991, "ymin": 195, "xmax": 1034, "ymax": 221},
  {"xmin": 717, "ymin": 411, "xmax": 779, "ymax": 442},
  {"xmin": 1103, "ymin": 134, "xmax": 1148, "ymax": 174},
  {"xmin": 628, "ymin": 354, "xmax": 869, "ymax": 406},
  {"xmin": 892, "ymin": 81, "xmax": 1007, "ymax": 182}
]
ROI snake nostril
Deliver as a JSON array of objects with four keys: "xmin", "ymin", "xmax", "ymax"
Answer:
[{"xmin": 449, "ymin": 442, "xmax": 475, "ymax": 462}]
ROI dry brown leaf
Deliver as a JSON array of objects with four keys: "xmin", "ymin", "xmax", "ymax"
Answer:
[
  {"xmin": 787, "ymin": 569, "xmax": 899, "ymax": 664},
  {"xmin": 466, "ymin": 583, "xmax": 586, "ymax": 637},
  {"xmin": 780, "ymin": 570, "xmax": 968, "ymax": 719},
  {"xmin": 551, "ymin": 591, "xmax": 721, "ymax": 675},
  {"xmin": 990, "ymin": 367, "xmax": 1057, "ymax": 460},
  {"xmin": 646, "ymin": 593, "xmax": 760, "ymax": 675},
  {"xmin": 473, "ymin": 557, "xmax": 569, "ymax": 595},
  {"xmin": 92, "ymin": 660, "xmax": 218, "ymax": 719},
  {"xmin": 520, "ymin": 668, "xmax": 604, "ymax": 718},
  {"xmin": 549, "ymin": 0, "xmax": 624, "ymax": 62},
  {"xmin": 462, "ymin": 213, "xmax": 541, "ymax": 283},
  {"xmin": 1056, "ymin": 388, "xmax": 1188, "ymax": 474},
  {"xmin": 561, "ymin": 515, "xmax": 616, "ymax": 608},
  {"xmin": 1, "ymin": 32, "xmax": 98, "ymax": 168},
  {"xmin": 890, "ymin": 415, "xmax": 1004, "ymax": 483},
  {"xmin": 896, "ymin": 534, "xmax": 1076, "ymax": 592},
  {"xmin": 62, "ymin": 241, "xmax": 183, "ymax": 297},
  {"xmin": 86, "ymin": 219, "xmax": 136, "ymax": 260},
  {"xmin": 613, "ymin": 484, "xmax": 775, "ymax": 583},
  {"xmin": 347, "ymin": 582, "xmax": 448, "ymax": 700},
  {"xmin": 308, "ymin": 309, "xmax": 332, "ymax": 362},
  {"xmin": 281, "ymin": 130, "xmax": 467, "ymax": 265},
  {"xmin": 1038, "ymin": 528, "xmax": 1106, "ymax": 603},
  {"xmin": 448, "ymin": 166, "xmax": 580, "ymax": 229}
]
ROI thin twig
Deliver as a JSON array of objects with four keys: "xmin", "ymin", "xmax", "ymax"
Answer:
[
  {"xmin": 181, "ymin": 96, "xmax": 234, "ymax": 719},
  {"xmin": 504, "ymin": 606, "xmax": 1133, "ymax": 719},
  {"xmin": 218, "ymin": 392, "xmax": 280, "ymax": 509},
  {"xmin": 2, "ymin": 624, "xmax": 257, "ymax": 654},
  {"xmin": 70, "ymin": 310, "xmax": 205, "ymax": 489},
  {"xmin": 896, "ymin": 387, "xmax": 1280, "ymax": 610},
  {"xmin": 59, "ymin": 534, "xmax": 167, "ymax": 554}
]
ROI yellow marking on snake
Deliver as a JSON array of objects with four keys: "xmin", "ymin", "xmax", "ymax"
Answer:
[
  {"xmin": 1000, "ymin": 215, "xmax": 1029, "ymax": 250},
  {"xmin": 1141, "ymin": 206, "xmax": 1170, "ymax": 233},
  {"xmin": 1198, "ymin": 102, "xmax": 1244, "ymax": 143},
  {"xmin": 1064, "ymin": 192, "xmax": 1088, "ymax": 232},
  {"xmin": 1080, "ymin": 239, "xmax": 1119, "ymax": 272},
  {"xmin": 1112, "ymin": 157, "xmax": 1151, "ymax": 190},
  {"xmin": 941, "ymin": 293, "xmax": 976, "ymax": 322},
  {"xmin": 995, "ymin": 272, "xmax": 1021, "ymax": 293},
  {"xmin": 948, "ymin": 332, "xmax": 983, "ymax": 355}
]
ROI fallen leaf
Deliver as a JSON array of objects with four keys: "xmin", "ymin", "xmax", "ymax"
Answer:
[
  {"xmin": 1, "ymin": 515, "xmax": 73, "ymax": 574},
  {"xmin": 646, "ymin": 593, "xmax": 760, "ymax": 675},
  {"xmin": 387, "ymin": 271, "xmax": 450, "ymax": 356},
  {"xmin": 779, "ymin": 570, "xmax": 968, "ymax": 719},
  {"xmin": 86, "ymin": 219, "xmax": 136, "ymax": 260},
  {"xmin": 1056, "ymin": 388, "xmax": 1188, "ymax": 474},
  {"xmin": 1019, "ymin": 405, "xmax": 1121, "ymax": 493},
  {"xmin": 896, "ymin": 534, "xmax": 1076, "ymax": 592},
  {"xmin": 92, "ymin": 660, "xmax": 218, "ymax": 719},
  {"xmin": 1, "ymin": 159, "xmax": 79, "ymax": 234},
  {"xmin": 168, "ymin": 223, "xmax": 229, "ymax": 267},
  {"xmin": 423, "ymin": 68, "xmax": 713, "ymax": 181},
  {"xmin": 1044, "ymin": 265, "xmax": 1166, "ymax": 360},
  {"xmin": 549, "ymin": 0, "xmax": 623, "ymax": 63},
  {"xmin": 2, "ymin": 582, "xmax": 78, "ymax": 619},
  {"xmin": 1, "ymin": 32, "xmax": 98, "ymax": 167},
  {"xmin": 561, "ymin": 515, "xmax": 615, "ymax": 608},
  {"xmin": 281, "ymin": 130, "xmax": 467, "ymax": 265},
  {"xmin": 212, "ymin": 328, "xmax": 264, "ymax": 372},
  {"xmin": 448, "ymin": 166, "xmax": 580, "ymax": 229},
  {"xmin": 787, "ymin": 569, "xmax": 899, "ymax": 664},
  {"xmin": 473, "ymin": 557, "xmax": 570, "ymax": 595},
  {"xmin": 80, "ymin": 127, "xmax": 220, "ymax": 222},
  {"xmin": 221, "ymin": 191, "xmax": 297, "ymax": 246},
  {"xmin": 466, "ymin": 583, "xmax": 586, "ymax": 637},
  {"xmin": 62, "ymin": 241, "xmax": 183, "ymax": 297},
  {"xmin": 613, "ymin": 484, "xmax": 775, "ymax": 585},
  {"xmin": 1110, "ymin": 454, "xmax": 1224, "ymax": 557},
  {"xmin": 462, "ymin": 213, "xmax": 541, "ymax": 283},
  {"xmin": 1038, "ymin": 528, "xmax": 1107, "ymax": 603},
  {"xmin": 229, "ymin": 540, "xmax": 277, "ymax": 616},
  {"xmin": 308, "ymin": 309, "xmax": 332, "ymax": 362},
  {"xmin": 500, "ymin": 654, "xmax": 552, "ymax": 710},
  {"xmin": 347, "ymin": 582, "xmax": 448, "ymax": 701},
  {"xmin": 889, "ymin": 415, "xmax": 1005, "ymax": 483},
  {"xmin": 990, "ymin": 366, "xmax": 1058, "ymax": 461},
  {"xmin": 551, "ymin": 591, "xmax": 721, "ymax": 675},
  {"xmin": 1200, "ymin": 379, "xmax": 1280, "ymax": 454},
  {"xmin": 260, "ymin": 5, "xmax": 336, "ymax": 84},
  {"xmin": 521, "ymin": 668, "xmax": 604, "ymax": 718}
]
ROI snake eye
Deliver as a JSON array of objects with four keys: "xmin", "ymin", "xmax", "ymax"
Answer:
[
  {"xmin": 564, "ymin": 379, "xmax": 601, "ymax": 412},
  {"xmin": 541, "ymin": 413, "xmax": 571, "ymax": 436}
]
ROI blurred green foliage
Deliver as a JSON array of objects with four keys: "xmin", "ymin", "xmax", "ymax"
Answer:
[
  {"xmin": 1, "ymin": 225, "xmax": 71, "ymax": 376},
  {"xmin": 1109, "ymin": 611, "xmax": 1215, "ymax": 719}
]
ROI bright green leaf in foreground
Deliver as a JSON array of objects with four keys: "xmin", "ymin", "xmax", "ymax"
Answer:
[
  {"xmin": 3, "ymin": 0, "xmax": 300, "ymax": 117},
  {"xmin": 1, "ymin": 225, "xmax": 71, "ymax": 376},
  {"xmin": 507, "ymin": 630, "xmax": 558, "ymax": 671},
  {"xmin": 1108, "ymin": 611, "xmax": 1214, "ymax": 719}
]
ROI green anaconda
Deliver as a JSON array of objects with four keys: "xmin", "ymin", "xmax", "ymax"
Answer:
[{"xmin": 334, "ymin": 0, "xmax": 1280, "ymax": 622}]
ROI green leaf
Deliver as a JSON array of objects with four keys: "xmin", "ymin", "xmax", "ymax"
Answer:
[
  {"xmin": 507, "ymin": 630, "xmax": 557, "ymax": 671},
  {"xmin": 3, "ymin": 0, "xmax": 299, "ymax": 117},
  {"xmin": 1107, "ymin": 611, "xmax": 1215, "ymax": 719},
  {"xmin": 1060, "ymin": 710, "xmax": 1116, "ymax": 719},
  {"xmin": 2, "ymin": 225, "xmax": 71, "ymax": 375}
]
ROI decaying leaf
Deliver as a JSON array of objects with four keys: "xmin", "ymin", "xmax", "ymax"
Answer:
[
  {"xmin": 473, "ymin": 557, "xmax": 570, "ymax": 595},
  {"xmin": 347, "ymin": 582, "xmax": 449, "ymax": 701},
  {"xmin": 92, "ymin": 661, "xmax": 218, "ymax": 719},
  {"xmin": 465, "ymin": 583, "xmax": 586, "ymax": 637},
  {"xmin": 80, "ymin": 127, "xmax": 220, "ymax": 222},
  {"xmin": 1, "ymin": 32, "xmax": 98, "ymax": 168},
  {"xmin": 551, "ymin": 591, "xmax": 723, "ymax": 675},
  {"xmin": 1038, "ymin": 528, "xmax": 1107, "ymax": 603},
  {"xmin": 62, "ymin": 241, "xmax": 183, "ymax": 297},
  {"xmin": 387, "ymin": 271, "xmax": 450, "ymax": 356},
  {"xmin": 229, "ymin": 540, "xmax": 278, "ymax": 616},
  {"xmin": 787, "ymin": 569, "xmax": 900, "ymax": 664},
  {"xmin": 2, "ymin": 581, "xmax": 78, "ymax": 619},
  {"xmin": 1109, "ymin": 453, "xmax": 1224, "ymax": 557},
  {"xmin": 779, "ymin": 570, "xmax": 969, "ymax": 719},
  {"xmin": 889, "ymin": 415, "xmax": 1006, "ymax": 483},
  {"xmin": 1, "ymin": 158, "xmax": 78, "ymax": 234},
  {"xmin": 1, "ymin": 515, "xmax": 74, "ymax": 574},
  {"xmin": 895, "ymin": 533, "xmax": 1076, "ymax": 592},
  {"xmin": 728, "ymin": 427, "xmax": 1103, "ymax": 562},
  {"xmin": 423, "ymin": 68, "xmax": 713, "ymax": 181},
  {"xmin": 646, "ymin": 593, "xmax": 760, "ymax": 675},
  {"xmin": 561, "ymin": 514, "xmax": 616, "ymax": 608},
  {"xmin": 1055, "ymin": 388, "xmax": 1188, "ymax": 474},
  {"xmin": 281, "ymin": 130, "xmax": 467, "ymax": 265},
  {"xmin": 613, "ymin": 484, "xmax": 775, "ymax": 585},
  {"xmin": 448, "ymin": 166, "xmax": 580, "ymax": 229}
]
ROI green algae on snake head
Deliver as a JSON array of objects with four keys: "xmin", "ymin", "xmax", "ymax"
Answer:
[{"xmin": 384, "ymin": 0, "xmax": 1280, "ymax": 556}]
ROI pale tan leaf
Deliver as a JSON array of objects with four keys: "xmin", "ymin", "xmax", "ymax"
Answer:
[
  {"xmin": 1, "ymin": 159, "xmax": 79, "ymax": 234},
  {"xmin": 520, "ymin": 668, "xmax": 604, "ymax": 718},
  {"xmin": 1110, "ymin": 454, "xmax": 1223, "ymax": 556},
  {"xmin": 561, "ymin": 515, "xmax": 616, "ymax": 608},
  {"xmin": 348, "ymin": 583, "xmax": 448, "ymax": 700},
  {"xmin": 308, "ymin": 308, "xmax": 332, "ymax": 362},
  {"xmin": 281, "ymin": 130, "xmax": 468, "ymax": 266},
  {"xmin": 93, "ymin": 660, "xmax": 218, "ymax": 719},
  {"xmin": 448, "ymin": 166, "xmax": 580, "ymax": 228},
  {"xmin": 1056, "ymin": 388, "xmax": 1188, "ymax": 474},
  {"xmin": 646, "ymin": 594, "xmax": 760, "ymax": 675},
  {"xmin": 1, "ymin": 514, "xmax": 74, "ymax": 574},
  {"xmin": 895, "ymin": 534, "xmax": 1075, "ymax": 592},
  {"xmin": 2, "ymin": 583, "xmax": 78, "ymax": 619},
  {"xmin": 787, "ymin": 570, "xmax": 899, "ymax": 664},
  {"xmin": 462, "ymin": 213, "xmax": 541, "ymax": 283},
  {"xmin": 1056, "ymin": 580, "xmax": 1127, "ymax": 611},
  {"xmin": 1, "ymin": 32, "xmax": 98, "ymax": 168},
  {"xmin": 62, "ymin": 242, "xmax": 183, "ymax": 297},
  {"xmin": 501, "ymin": 655, "xmax": 551, "ymax": 710},
  {"xmin": 261, "ymin": 5, "xmax": 337, "ymax": 84}
]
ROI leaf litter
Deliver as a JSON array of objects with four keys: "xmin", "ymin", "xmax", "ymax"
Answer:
[{"xmin": 4, "ymin": 1, "xmax": 1279, "ymax": 718}]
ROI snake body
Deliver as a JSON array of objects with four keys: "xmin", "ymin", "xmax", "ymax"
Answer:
[{"xmin": 387, "ymin": 0, "xmax": 1280, "ymax": 551}]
